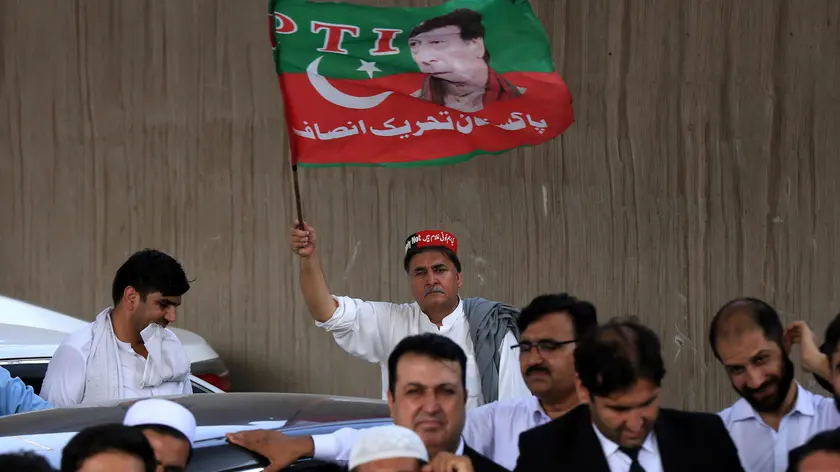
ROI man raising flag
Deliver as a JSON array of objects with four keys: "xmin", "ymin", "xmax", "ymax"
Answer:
[{"xmin": 291, "ymin": 220, "xmax": 529, "ymax": 410}]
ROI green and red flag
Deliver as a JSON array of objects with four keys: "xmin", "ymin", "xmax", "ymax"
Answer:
[{"xmin": 268, "ymin": 0, "xmax": 573, "ymax": 167}]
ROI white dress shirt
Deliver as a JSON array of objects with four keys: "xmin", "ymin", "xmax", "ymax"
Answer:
[
  {"xmin": 313, "ymin": 395, "xmax": 550, "ymax": 470},
  {"xmin": 718, "ymin": 382, "xmax": 840, "ymax": 472},
  {"xmin": 41, "ymin": 323, "xmax": 192, "ymax": 406},
  {"xmin": 462, "ymin": 395, "xmax": 552, "ymax": 469},
  {"xmin": 592, "ymin": 423, "xmax": 663, "ymax": 472},
  {"xmin": 316, "ymin": 295, "xmax": 530, "ymax": 410}
]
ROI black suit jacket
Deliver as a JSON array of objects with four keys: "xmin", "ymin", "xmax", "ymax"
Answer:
[
  {"xmin": 513, "ymin": 405, "xmax": 744, "ymax": 472},
  {"xmin": 464, "ymin": 443, "xmax": 509, "ymax": 472}
]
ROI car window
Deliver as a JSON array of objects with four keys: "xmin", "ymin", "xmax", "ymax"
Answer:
[
  {"xmin": 1, "ymin": 358, "xmax": 212, "ymax": 396},
  {"xmin": 191, "ymin": 380, "xmax": 212, "ymax": 394},
  {"xmin": 0, "ymin": 359, "xmax": 49, "ymax": 395}
]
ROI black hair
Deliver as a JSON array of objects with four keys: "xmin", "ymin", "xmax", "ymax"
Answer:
[
  {"xmin": 387, "ymin": 333, "xmax": 467, "ymax": 397},
  {"xmin": 403, "ymin": 247, "xmax": 462, "ymax": 273},
  {"xmin": 787, "ymin": 427, "xmax": 840, "ymax": 471},
  {"xmin": 111, "ymin": 249, "xmax": 191, "ymax": 306},
  {"xmin": 517, "ymin": 293, "xmax": 598, "ymax": 338},
  {"xmin": 60, "ymin": 423, "xmax": 156, "ymax": 472},
  {"xmin": 0, "ymin": 451, "xmax": 55, "ymax": 471},
  {"xmin": 133, "ymin": 424, "xmax": 193, "ymax": 464},
  {"xmin": 574, "ymin": 316, "xmax": 666, "ymax": 397},
  {"xmin": 708, "ymin": 297, "xmax": 785, "ymax": 360},
  {"xmin": 813, "ymin": 312, "xmax": 840, "ymax": 393},
  {"xmin": 408, "ymin": 8, "xmax": 489, "ymax": 62},
  {"xmin": 821, "ymin": 313, "xmax": 840, "ymax": 361}
]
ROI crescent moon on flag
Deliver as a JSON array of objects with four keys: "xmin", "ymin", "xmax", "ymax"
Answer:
[{"xmin": 306, "ymin": 56, "xmax": 393, "ymax": 110}]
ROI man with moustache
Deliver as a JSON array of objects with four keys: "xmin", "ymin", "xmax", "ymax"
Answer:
[
  {"xmin": 515, "ymin": 316, "xmax": 743, "ymax": 471},
  {"xmin": 711, "ymin": 298, "xmax": 840, "ymax": 472},
  {"xmin": 290, "ymin": 222, "xmax": 529, "ymax": 411},
  {"xmin": 225, "ymin": 293, "xmax": 595, "ymax": 470},
  {"xmin": 227, "ymin": 333, "xmax": 507, "ymax": 472}
]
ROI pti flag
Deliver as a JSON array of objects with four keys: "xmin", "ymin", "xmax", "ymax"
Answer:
[{"xmin": 269, "ymin": 0, "xmax": 574, "ymax": 167}]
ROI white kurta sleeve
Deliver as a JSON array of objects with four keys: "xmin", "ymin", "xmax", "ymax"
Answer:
[
  {"xmin": 496, "ymin": 331, "xmax": 530, "ymax": 400},
  {"xmin": 40, "ymin": 345, "xmax": 86, "ymax": 407},
  {"xmin": 462, "ymin": 401, "xmax": 498, "ymax": 457},
  {"xmin": 314, "ymin": 295, "xmax": 398, "ymax": 364},
  {"xmin": 311, "ymin": 427, "xmax": 361, "ymax": 463}
]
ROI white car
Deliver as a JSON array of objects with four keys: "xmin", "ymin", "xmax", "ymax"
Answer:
[{"xmin": 0, "ymin": 294, "xmax": 229, "ymax": 395}]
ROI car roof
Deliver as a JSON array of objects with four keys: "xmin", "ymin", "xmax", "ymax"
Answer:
[
  {"xmin": 0, "ymin": 393, "xmax": 392, "ymax": 471},
  {"xmin": 0, "ymin": 294, "xmax": 219, "ymax": 364},
  {"xmin": 0, "ymin": 392, "xmax": 390, "ymax": 438}
]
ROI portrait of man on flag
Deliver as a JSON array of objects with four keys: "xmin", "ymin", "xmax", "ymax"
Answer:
[{"xmin": 408, "ymin": 8, "xmax": 525, "ymax": 113}]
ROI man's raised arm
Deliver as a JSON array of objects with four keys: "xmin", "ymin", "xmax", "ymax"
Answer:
[{"xmin": 291, "ymin": 220, "xmax": 339, "ymax": 323}]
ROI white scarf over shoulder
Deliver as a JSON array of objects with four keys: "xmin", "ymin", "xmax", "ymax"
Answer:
[{"xmin": 82, "ymin": 307, "xmax": 191, "ymax": 404}]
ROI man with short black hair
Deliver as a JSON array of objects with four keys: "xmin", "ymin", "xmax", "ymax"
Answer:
[
  {"xmin": 514, "ymin": 317, "xmax": 744, "ymax": 471},
  {"xmin": 228, "ymin": 294, "xmax": 595, "ymax": 471},
  {"xmin": 711, "ymin": 297, "xmax": 840, "ymax": 472},
  {"xmin": 787, "ymin": 428, "xmax": 840, "ymax": 471},
  {"xmin": 0, "ymin": 451, "xmax": 56, "ymax": 472},
  {"xmin": 408, "ymin": 8, "xmax": 524, "ymax": 112},
  {"xmin": 227, "ymin": 333, "xmax": 506, "ymax": 472},
  {"xmin": 786, "ymin": 312, "xmax": 840, "ymax": 471},
  {"xmin": 42, "ymin": 249, "xmax": 193, "ymax": 406},
  {"xmin": 291, "ymin": 222, "xmax": 529, "ymax": 411},
  {"xmin": 60, "ymin": 423, "xmax": 156, "ymax": 472}
]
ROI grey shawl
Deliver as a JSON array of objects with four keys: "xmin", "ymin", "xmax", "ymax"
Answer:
[{"xmin": 462, "ymin": 297, "xmax": 521, "ymax": 404}]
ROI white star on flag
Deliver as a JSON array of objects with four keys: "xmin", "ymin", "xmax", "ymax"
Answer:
[{"xmin": 357, "ymin": 60, "xmax": 381, "ymax": 79}]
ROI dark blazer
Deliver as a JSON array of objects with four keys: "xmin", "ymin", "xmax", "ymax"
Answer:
[
  {"xmin": 465, "ymin": 443, "xmax": 510, "ymax": 472},
  {"xmin": 513, "ymin": 405, "xmax": 744, "ymax": 472}
]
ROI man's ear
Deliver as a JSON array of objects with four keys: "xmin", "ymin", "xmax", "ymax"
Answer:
[
  {"xmin": 574, "ymin": 373, "xmax": 590, "ymax": 405},
  {"xmin": 387, "ymin": 390, "xmax": 395, "ymax": 412},
  {"xmin": 122, "ymin": 286, "xmax": 139, "ymax": 310},
  {"xmin": 467, "ymin": 37, "xmax": 485, "ymax": 59}
]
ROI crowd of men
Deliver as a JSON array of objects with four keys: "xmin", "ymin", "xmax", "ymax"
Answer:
[{"xmin": 2, "ymin": 223, "xmax": 840, "ymax": 471}]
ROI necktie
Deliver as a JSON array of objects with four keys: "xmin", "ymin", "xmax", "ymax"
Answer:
[{"xmin": 618, "ymin": 446, "xmax": 646, "ymax": 472}]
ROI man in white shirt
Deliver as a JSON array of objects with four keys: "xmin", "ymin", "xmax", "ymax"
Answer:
[
  {"xmin": 290, "ymin": 220, "xmax": 529, "ymax": 410},
  {"xmin": 711, "ymin": 297, "xmax": 840, "ymax": 472},
  {"xmin": 41, "ymin": 249, "xmax": 193, "ymax": 406},
  {"xmin": 226, "ymin": 333, "xmax": 507, "ymax": 472},
  {"xmin": 223, "ymin": 293, "xmax": 596, "ymax": 471}
]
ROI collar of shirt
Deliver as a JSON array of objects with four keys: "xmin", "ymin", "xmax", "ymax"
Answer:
[
  {"xmin": 729, "ymin": 381, "xmax": 815, "ymax": 423},
  {"xmin": 456, "ymin": 437, "xmax": 465, "ymax": 455},
  {"xmin": 529, "ymin": 396, "xmax": 553, "ymax": 424},
  {"xmin": 424, "ymin": 297, "xmax": 464, "ymax": 329},
  {"xmin": 591, "ymin": 421, "xmax": 659, "ymax": 459}
]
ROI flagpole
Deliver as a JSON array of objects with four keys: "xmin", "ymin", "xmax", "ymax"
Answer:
[{"xmin": 292, "ymin": 164, "xmax": 305, "ymax": 230}]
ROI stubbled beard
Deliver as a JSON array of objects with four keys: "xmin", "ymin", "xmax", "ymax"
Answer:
[{"xmin": 738, "ymin": 356, "xmax": 795, "ymax": 413}]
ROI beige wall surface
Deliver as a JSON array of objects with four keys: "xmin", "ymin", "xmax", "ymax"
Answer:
[{"xmin": 2, "ymin": 0, "xmax": 839, "ymax": 412}]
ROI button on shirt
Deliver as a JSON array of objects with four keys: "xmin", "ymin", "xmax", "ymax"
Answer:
[
  {"xmin": 718, "ymin": 382, "xmax": 840, "ymax": 472},
  {"xmin": 593, "ymin": 423, "xmax": 663, "ymax": 472},
  {"xmin": 316, "ymin": 296, "xmax": 530, "ymax": 411}
]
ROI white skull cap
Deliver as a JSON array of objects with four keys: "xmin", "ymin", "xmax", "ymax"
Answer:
[
  {"xmin": 348, "ymin": 425, "xmax": 429, "ymax": 469},
  {"xmin": 123, "ymin": 398, "xmax": 197, "ymax": 446}
]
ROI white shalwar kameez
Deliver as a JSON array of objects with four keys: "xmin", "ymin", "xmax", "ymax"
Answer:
[
  {"xmin": 316, "ymin": 295, "xmax": 530, "ymax": 411},
  {"xmin": 41, "ymin": 307, "xmax": 193, "ymax": 407}
]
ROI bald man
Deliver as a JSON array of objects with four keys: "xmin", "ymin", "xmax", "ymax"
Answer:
[{"xmin": 709, "ymin": 297, "xmax": 840, "ymax": 472}]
